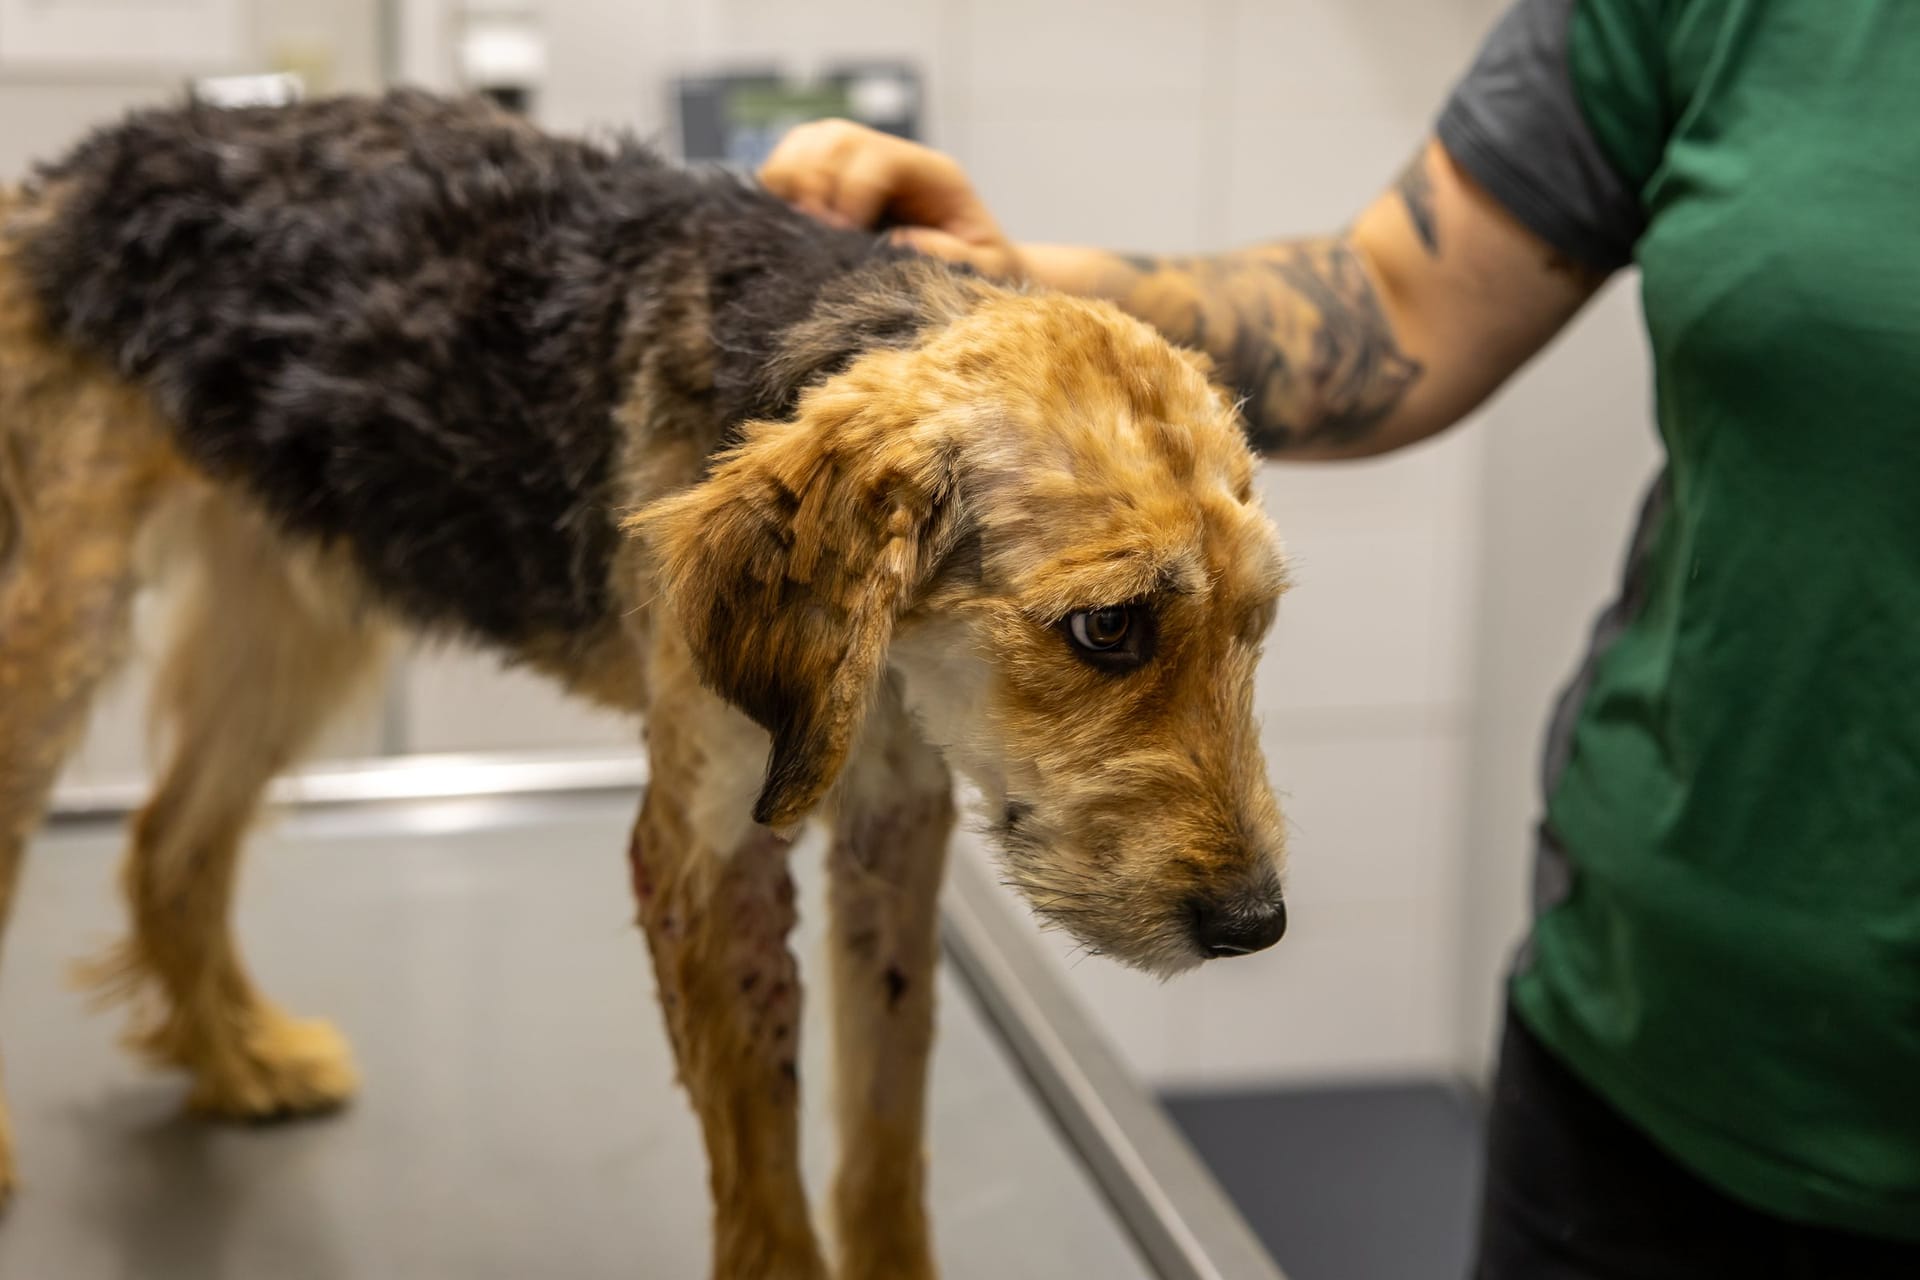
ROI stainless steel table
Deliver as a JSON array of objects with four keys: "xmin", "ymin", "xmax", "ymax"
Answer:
[{"xmin": 0, "ymin": 756, "xmax": 1282, "ymax": 1279}]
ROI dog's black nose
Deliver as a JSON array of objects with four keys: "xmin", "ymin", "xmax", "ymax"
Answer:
[{"xmin": 1190, "ymin": 893, "xmax": 1287, "ymax": 958}]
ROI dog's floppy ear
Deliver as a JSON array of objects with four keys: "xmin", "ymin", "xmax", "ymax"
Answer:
[{"xmin": 632, "ymin": 374, "xmax": 957, "ymax": 829}]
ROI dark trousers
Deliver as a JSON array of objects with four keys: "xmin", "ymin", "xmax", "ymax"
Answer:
[{"xmin": 1474, "ymin": 1005, "xmax": 1920, "ymax": 1280}]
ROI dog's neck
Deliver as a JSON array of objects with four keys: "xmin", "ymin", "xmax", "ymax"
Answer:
[{"xmin": 610, "ymin": 179, "xmax": 988, "ymax": 457}]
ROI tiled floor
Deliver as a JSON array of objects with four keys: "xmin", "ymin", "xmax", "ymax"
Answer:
[{"xmin": 1166, "ymin": 1081, "xmax": 1486, "ymax": 1280}]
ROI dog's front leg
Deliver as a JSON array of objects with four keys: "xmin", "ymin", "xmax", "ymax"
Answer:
[
  {"xmin": 634, "ymin": 657, "xmax": 827, "ymax": 1280},
  {"xmin": 826, "ymin": 720, "xmax": 955, "ymax": 1280}
]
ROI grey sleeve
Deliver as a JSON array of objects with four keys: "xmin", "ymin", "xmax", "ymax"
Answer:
[{"xmin": 1435, "ymin": 0, "xmax": 1647, "ymax": 272}]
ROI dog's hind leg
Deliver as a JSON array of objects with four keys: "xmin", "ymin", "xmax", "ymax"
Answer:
[
  {"xmin": 83, "ymin": 494, "xmax": 385, "ymax": 1120},
  {"xmin": 0, "ymin": 466, "xmax": 154, "ymax": 1202},
  {"xmin": 0, "ymin": 250, "xmax": 175, "ymax": 1201},
  {"xmin": 824, "ymin": 703, "xmax": 953, "ymax": 1280},
  {"xmin": 632, "ymin": 625, "xmax": 828, "ymax": 1280}
]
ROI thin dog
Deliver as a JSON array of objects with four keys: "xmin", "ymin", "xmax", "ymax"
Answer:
[{"xmin": 0, "ymin": 91, "xmax": 1291, "ymax": 1279}]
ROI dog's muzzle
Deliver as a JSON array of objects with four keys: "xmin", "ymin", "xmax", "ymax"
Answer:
[{"xmin": 1188, "ymin": 884, "xmax": 1288, "ymax": 958}]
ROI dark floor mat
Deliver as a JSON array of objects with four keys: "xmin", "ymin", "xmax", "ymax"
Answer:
[{"xmin": 1163, "ymin": 1080, "xmax": 1485, "ymax": 1280}]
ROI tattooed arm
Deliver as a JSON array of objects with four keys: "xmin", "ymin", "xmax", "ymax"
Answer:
[
  {"xmin": 1023, "ymin": 239, "xmax": 1423, "ymax": 456},
  {"xmin": 1009, "ymin": 141, "xmax": 1605, "ymax": 457},
  {"xmin": 762, "ymin": 128, "xmax": 1605, "ymax": 458}
]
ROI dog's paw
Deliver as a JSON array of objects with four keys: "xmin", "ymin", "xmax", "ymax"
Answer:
[{"xmin": 186, "ymin": 1013, "xmax": 359, "ymax": 1122}]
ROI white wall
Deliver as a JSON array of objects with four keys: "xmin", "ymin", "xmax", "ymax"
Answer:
[
  {"xmin": 3, "ymin": 0, "xmax": 393, "ymax": 781},
  {"xmin": 18, "ymin": 0, "xmax": 1661, "ymax": 1091},
  {"xmin": 0, "ymin": 0, "xmax": 383, "ymax": 178}
]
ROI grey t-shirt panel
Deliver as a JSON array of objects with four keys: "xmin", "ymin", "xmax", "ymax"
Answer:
[{"xmin": 1436, "ymin": 0, "xmax": 1647, "ymax": 272}]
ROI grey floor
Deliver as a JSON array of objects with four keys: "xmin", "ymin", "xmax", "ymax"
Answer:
[
  {"xmin": 1166, "ymin": 1082, "xmax": 1485, "ymax": 1280},
  {"xmin": 1, "ymin": 797, "xmax": 1151, "ymax": 1280}
]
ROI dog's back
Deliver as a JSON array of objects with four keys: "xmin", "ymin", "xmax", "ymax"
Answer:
[{"xmin": 12, "ymin": 90, "xmax": 912, "ymax": 648}]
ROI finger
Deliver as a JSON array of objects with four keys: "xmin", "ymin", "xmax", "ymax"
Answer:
[
  {"xmin": 763, "ymin": 122, "xmax": 1007, "ymax": 247},
  {"xmin": 758, "ymin": 121, "xmax": 839, "ymax": 196},
  {"xmin": 829, "ymin": 147, "xmax": 917, "ymax": 230},
  {"xmin": 760, "ymin": 125, "xmax": 849, "ymax": 222},
  {"xmin": 784, "ymin": 129, "xmax": 928, "ymax": 231},
  {"xmin": 769, "ymin": 122, "xmax": 978, "ymax": 234},
  {"xmin": 764, "ymin": 161, "xmax": 859, "ymax": 230},
  {"xmin": 883, "ymin": 160, "xmax": 979, "ymax": 233},
  {"xmin": 891, "ymin": 225, "xmax": 1004, "ymax": 274},
  {"xmin": 797, "ymin": 196, "xmax": 859, "ymax": 230}
]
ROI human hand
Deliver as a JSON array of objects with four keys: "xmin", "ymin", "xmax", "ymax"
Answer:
[{"xmin": 760, "ymin": 119, "xmax": 1024, "ymax": 280}]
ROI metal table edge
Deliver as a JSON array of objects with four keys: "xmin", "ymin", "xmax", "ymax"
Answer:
[{"xmin": 46, "ymin": 751, "xmax": 1286, "ymax": 1280}]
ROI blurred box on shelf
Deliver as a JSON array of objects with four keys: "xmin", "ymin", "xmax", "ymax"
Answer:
[{"xmin": 674, "ymin": 62, "xmax": 921, "ymax": 169}]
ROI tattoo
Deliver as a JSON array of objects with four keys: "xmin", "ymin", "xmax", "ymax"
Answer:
[
  {"xmin": 1396, "ymin": 153, "xmax": 1439, "ymax": 257},
  {"xmin": 1092, "ymin": 242, "xmax": 1423, "ymax": 455}
]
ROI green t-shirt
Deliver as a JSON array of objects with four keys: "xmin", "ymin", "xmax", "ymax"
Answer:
[{"xmin": 1440, "ymin": 0, "xmax": 1920, "ymax": 1240}]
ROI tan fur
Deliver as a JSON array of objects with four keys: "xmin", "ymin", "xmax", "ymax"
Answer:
[
  {"xmin": 627, "ymin": 292, "xmax": 1287, "ymax": 1274},
  {"xmin": 0, "ymin": 188, "xmax": 182, "ymax": 1197},
  {"xmin": 646, "ymin": 291, "xmax": 1289, "ymax": 976},
  {"xmin": 0, "ymin": 180, "xmax": 1290, "ymax": 1279},
  {"xmin": 631, "ymin": 621, "xmax": 828, "ymax": 1280},
  {"xmin": 78, "ymin": 489, "xmax": 385, "ymax": 1118},
  {"xmin": 824, "ymin": 699, "xmax": 952, "ymax": 1280}
]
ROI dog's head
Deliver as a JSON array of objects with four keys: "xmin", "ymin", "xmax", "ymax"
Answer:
[{"xmin": 637, "ymin": 283, "xmax": 1289, "ymax": 975}]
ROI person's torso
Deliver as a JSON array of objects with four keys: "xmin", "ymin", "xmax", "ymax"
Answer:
[{"xmin": 1528, "ymin": 0, "xmax": 1920, "ymax": 1237}]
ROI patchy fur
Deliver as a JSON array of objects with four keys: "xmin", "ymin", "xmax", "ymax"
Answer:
[
  {"xmin": 19, "ymin": 90, "xmax": 938, "ymax": 647},
  {"xmin": 0, "ymin": 91, "xmax": 1293, "ymax": 1279},
  {"xmin": 825, "ymin": 700, "xmax": 952, "ymax": 1280}
]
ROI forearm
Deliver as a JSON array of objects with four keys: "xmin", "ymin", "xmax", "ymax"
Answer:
[
  {"xmin": 1016, "ymin": 237, "xmax": 1426, "ymax": 458},
  {"xmin": 757, "ymin": 128, "xmax": 1603, "ymax": 459}
]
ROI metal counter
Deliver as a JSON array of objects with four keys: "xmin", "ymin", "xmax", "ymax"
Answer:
[{"xmin": 1, "ymin": 754, "xmax": 1283, "ymax": 1280}]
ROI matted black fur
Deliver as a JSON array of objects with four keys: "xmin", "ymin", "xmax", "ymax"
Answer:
[{"xmin": 19, "ymin": 90, "xmax": 933, "ymax": 645}]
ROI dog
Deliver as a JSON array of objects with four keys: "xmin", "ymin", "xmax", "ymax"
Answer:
[{"xmin": 0, "ymin": 90, "xmax": 1291, "ymax": 1279}]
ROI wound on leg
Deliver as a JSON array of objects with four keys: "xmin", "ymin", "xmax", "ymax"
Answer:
[{"xmin": 628, "ymin": 823, "xmax": 653, "ymax": 908}]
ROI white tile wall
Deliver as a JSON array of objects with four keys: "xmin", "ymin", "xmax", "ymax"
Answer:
[
  {"xmin": 1223, "ymin": 111, "xmax": 1427, "ymax": 242},
  {"xmin": 535, "ymin": 0, "xmax": 689, "ymax": 139},
  {"xmin": 1228, "ymin": 0, "xmax": 1481, "ymax": 123},
  {"xmin": 1266, "ymin": 728, "xmax": 1466, "ymax": 913},
  {"xmin": 1160, "ymin": 894, "xmax": 1454, "ymax": 1085},
  {"xmin": 1256, "ymin": 434, "xmax": 1482, "ymax": 718},
  {"xmin": 965, "ymin": 111, "xmax": 1213, "ymax": 252},
  {"xmin": 963, "ymin": 0, "xmax": 1215, "ymax": 110},
  {"xmin": 399, "ymin": 648, "xmax": 635, "ymax": 754}
]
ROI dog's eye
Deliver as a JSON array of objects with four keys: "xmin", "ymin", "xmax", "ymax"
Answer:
[
  {"xmin": 1068, "ymin": 607, "xmax": 1132, "ymax": 651},
  {"xmin": 1061, "ymin": 603, "xmax": 1155, "ymax": 671}
]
